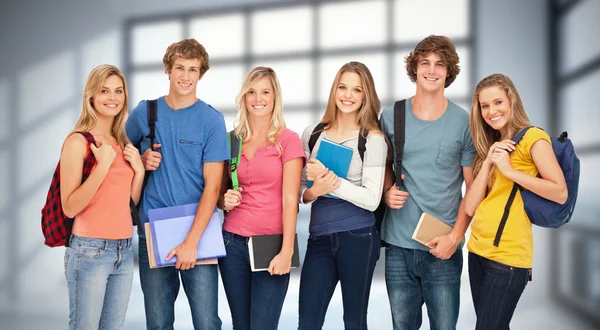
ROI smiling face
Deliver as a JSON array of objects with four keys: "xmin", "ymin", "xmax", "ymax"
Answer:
[
  {"xmin": 92, "ymin": 74, "xmax": 125, "ymax": 118},
  {"xmin": 479, "ymin": 85, "xmax": 513, "ymax": 132},
  {"xmin": 245, "ymin": 76, "xmax": 275, "ymax": 120},
  {"xmin": 167, "ymin": 56, "xmax": 202, "ymax": 99},
  {"xmin": 415, "ymin": 52, "xmax": 448, "ymax": 94},
  {"xmin": 334, "ymin": 71, "xmax": 364, "ymax": 114}
]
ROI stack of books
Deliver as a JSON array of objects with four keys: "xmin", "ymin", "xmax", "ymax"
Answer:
[{"xmin": 146, "ymin": 203, "xmax": 226, "ymax": 268}]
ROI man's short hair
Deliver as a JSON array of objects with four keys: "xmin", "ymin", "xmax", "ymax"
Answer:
[
  {"xmin": 162, "ymin": 38, "xmax": 210, "ymax": 76},
  {"xmin": 405, "ymin": 35, "xmax": 460, "ymax": 88}
]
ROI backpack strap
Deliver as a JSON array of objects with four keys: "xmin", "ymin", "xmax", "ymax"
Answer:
[
  {"xmin": 393, "ymin": 100, "xmax": 406, "ymax": 189},
  {"xmin": 358, "ymin": 128, "xmax": 368, "ymax": 162},
  {"xmin": 147, "ymin": 99, "xmax": 158, "ymax": 150},
  {"xmin": 308, "ymin": 123, "xmax": 327, "ymax": 155},
  {"xmin": 228, "ymin": 131, "xmax": 242, "ymax": 190},
  {"xmin": 492, "ymin": 126, "xmax": 534, "ymax": 247}
]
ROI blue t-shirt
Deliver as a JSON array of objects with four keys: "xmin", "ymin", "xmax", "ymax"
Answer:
[
  {"xmin": 125, "ymin": 97, "xmax": 229, "ymax": 228},
  {"xmin": 380, "ymin": 97, "xmax": 475, "ymax": 250}
]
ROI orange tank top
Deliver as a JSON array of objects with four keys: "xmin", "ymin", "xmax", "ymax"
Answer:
[{"xmin": 73, "ymin": 145, "xmax": 134, "ymax": 239}]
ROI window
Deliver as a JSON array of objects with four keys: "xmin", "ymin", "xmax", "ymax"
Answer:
[{"xmin": 126, "ymin": 1, "xmax": 472, "ymax": 135}]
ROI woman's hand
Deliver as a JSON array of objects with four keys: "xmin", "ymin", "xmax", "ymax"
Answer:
[
  {"xmin": 124, "ymin": 143, "xmax": 144, "ymax": 174},
  {"xmin": 311, "ymin": 170, "xmax": 341, "ymax": 196},
  {"xmin": 306, "ymin": 159, "xmax": 326, "ymax": 181},
  {"xmin": 223, "ymin": 187, "xmax": 244, "ymax": 212},
  {"xmin": 485, "ymin": 139, "xmax": 516, "ymax": 167}
]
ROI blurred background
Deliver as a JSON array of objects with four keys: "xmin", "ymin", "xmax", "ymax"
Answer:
[{"xmin": 0, "ymin": 0, "xmax": 598, "ymax": 329}]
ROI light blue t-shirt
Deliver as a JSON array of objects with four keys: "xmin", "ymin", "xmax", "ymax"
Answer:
[
  {"xmin": 125, "ymin": 97, "xmax": 229, "ymax": 228},
  {"xmin": 380, "ymin": 97, "xmax": 475, "ymax": 250}
]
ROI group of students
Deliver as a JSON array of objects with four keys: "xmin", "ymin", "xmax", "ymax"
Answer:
[{"xmin": 58, "ymin": 35, "xmax": 568, "ymax": 330}]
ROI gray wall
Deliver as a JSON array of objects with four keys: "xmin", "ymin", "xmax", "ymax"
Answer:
[{"xmin": 0, "ymin": 0, "xmax": 597, "ymax": 329}]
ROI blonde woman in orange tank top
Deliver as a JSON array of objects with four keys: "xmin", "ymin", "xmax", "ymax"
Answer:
[{"xmin": 60, "ymin": 65, "xmax": 144, "ymax": 330}]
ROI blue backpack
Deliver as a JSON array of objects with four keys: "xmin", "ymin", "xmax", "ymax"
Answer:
[{"xmin": 494, "ymin": 127, "xmax": 580, "ymax": 247}]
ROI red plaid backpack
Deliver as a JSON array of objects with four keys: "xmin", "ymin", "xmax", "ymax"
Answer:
[
  {"xmin": 41, "ymin": 132, "xmax": 143, "ymax": 247},
  {"xmin": 41, "ymin": 131, "xmax": 97, "ymax": 247}
]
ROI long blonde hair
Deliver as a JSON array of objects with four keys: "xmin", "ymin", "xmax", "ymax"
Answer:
[
  {"xmin": 70, "ymin": 64, "xmax": 130, "ymax": 149},
  {"xmin": 233, "ymin": 66, "xmax": 286, "ymax": 155},
  {"xmin": 470, "ymin": 74, "xmax": 532, "ymax": 185},
  {"xmin": 319, "ymin": 62, "xmax": 381, "ymax": 136}
]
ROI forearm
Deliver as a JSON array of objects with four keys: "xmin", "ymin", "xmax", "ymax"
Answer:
[
  {"xmin": 383, "ymin": 158, "xmax": 395, "ymax": 193},
  {"xmin": 451, "ymin": 199, "xmax": 472, "ymax": 242},
  {"xmin": 280, "ymin": 197, "xmax": 298, "ymax": 257},
  {"xmin": 186, "ymin": 185, "xmax": 220, "ymax": 244},
  {"xmin": 301, "ymin": 187, "xmax": 320, "ymax": 204},
  {"xmin": 130, "ymin": 172, "xmax": 145, "ymax": 205},
  {"xmin": 465, "ymin": 164, "xmax": 491, "ymax": 216},
  {"xmin": 62, "ymin": 164, "xmax": 110, "ymax": 218},
  {"xmin": 504, "ymin": 169, "xmax": 567, "ymax": 203}
]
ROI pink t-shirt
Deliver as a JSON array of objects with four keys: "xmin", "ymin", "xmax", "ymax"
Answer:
[{"xmin": 223, "ymin": 128, "xmax": 305, "ymax": 237}]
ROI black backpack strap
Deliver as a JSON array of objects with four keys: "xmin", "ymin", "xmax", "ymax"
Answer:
[
  {"xmin": 308, "ymin": 123, "xmax": 327, "ymax": 155},
  {"xmin": 358, "ymin": 128, "xmax": 369, "ymax": 162},
  {"xmin": 492, "ymin": 125, "xmax": 535, "ymax": 246},
  {"xmin": 494, "ymin": 183, "xmax": 519, "ymax": 247},
  {"xmin": 394, "ymin": 100, "xmax": 406, "ymax": 189},
  {"xmin": 147, "ymin": 99, "xmax": 158, "ymax": 150}
]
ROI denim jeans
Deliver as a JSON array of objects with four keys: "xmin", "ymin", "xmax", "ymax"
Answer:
[
  {"xmin": 468, "ymin": 252, "xmax": 529, "ymax": 330},
  {"xmin": 218, "ymin": 231, "xmax": 290, "ymax": 330},
  {"xmin": 298, "ymin": 225, "xmax": 380, "ymax": 330},
  {"xmin": 138, "ymin": 237, "xmax": 222, "ymax": 330},
  {"xmin": 385, "ymin": 245, "xmax": 462, "ymax": 330},
  {"xmin": 64, "ymin": 235, "xmax": 134, "ymax": 330}
]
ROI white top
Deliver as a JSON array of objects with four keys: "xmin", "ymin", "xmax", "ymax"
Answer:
[{"xmin": 299, "ymin": 124, "xmax": 388, "ymax": 211}]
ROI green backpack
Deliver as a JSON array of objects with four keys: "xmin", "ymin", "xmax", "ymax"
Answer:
[{"xmin": 228, "ymin": 131, "xmax": 242, "ymax": 190}]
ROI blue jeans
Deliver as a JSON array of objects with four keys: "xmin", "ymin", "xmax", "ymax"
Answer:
[
  {"xmin": 138, "ymin": 237, "xmax": 221, "ymax": 330},
  {"xmin": 468, "ymin": 252, "xmax": 529, "ymax": 330},
  {"xmin": 298, "ymin": 225, "xmax": 380, "ymax": 330},
  {"xmin": 218, "ymin": 231, "xmax": 290, "ymax": 330},
  {"xmin": 385, "ymin": 245, "xmax": 462, "ymax": 330},
  {"xmin": 64, "ymin": 235, "xmax": 134, "ymax": 330}
]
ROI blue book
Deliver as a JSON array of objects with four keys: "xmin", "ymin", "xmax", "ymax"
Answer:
[
  {"xmin": 148, "ymin": 204, "xmax": 226, "ymax": 267},
  {"xmin": 308, "ymin": 138, "xmax": 354, "ymax": 197}
]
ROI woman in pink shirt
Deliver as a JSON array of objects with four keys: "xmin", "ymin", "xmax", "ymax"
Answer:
[
  {"xmin": 217, "ymin": 66, "xmax": 305, "ymax": 329},
  {"xmin": 60, "ymin": 65, "xmax": 144, "ymax": 330}
]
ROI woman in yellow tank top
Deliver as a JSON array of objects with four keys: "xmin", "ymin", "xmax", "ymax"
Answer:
[
  {"xmin": 464, "ymin": 74, "xmax": 567, "ymax": 330},
  {"xmin": 60, "ymin": 65, "xmax": 145, "ymax": 330}
]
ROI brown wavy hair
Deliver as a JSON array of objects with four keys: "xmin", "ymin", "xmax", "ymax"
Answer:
[
  {"xmin": 162, "ymin": 38, "xmax": 210, "ymax": 76},
  {"xmin": 405, "ymin": 35, "xmax": 460, "ymax": 88}
]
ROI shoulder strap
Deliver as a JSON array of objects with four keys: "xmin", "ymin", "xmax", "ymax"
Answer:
[
  {"xmin": 511, "ymin": 126, "xmax": 533, "ymax": 144},
  {"xmin": 358, "ymin": 128, "xmax": 368, "ymax": 162},
  {"xmin": 147, "ymin": 99, "xmax": 158, "ymax": 150},
  {"xmin": 228, "ymin": 131, "xmax": 242, "ymax": 190},
  {"xmin": 494, "ymin": 183, "xmax": 519, "ymax": 247},
  {"xmin": 308, "ymin": 123, "xmax": 327, "ymax": 155},
  {"xmin": 394, "ymin": 100, "xmax": 406, "ymax": 189}
]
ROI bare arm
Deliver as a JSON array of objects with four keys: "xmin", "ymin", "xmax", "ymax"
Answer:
[
  {"xmin": 451, "ymin": 167, "xmax": 474, "ymax": 241},
  {"xmin": 187, "ymin": 161, "xmax": 224, "ymax": 244},
  {"xmin": 216, "ymin": 163, "xmax": 230, "ymax": 210},
  {"xmin": 60, "ymin": 134, "xmax": 113, "ymax": 218},
  {"xmin": 464, "ymin": 163, "xmax": 492, "ymax": 216},
  {"xmin": 502, "ymin": 140, "xmax": 568, "ymax": 204}
]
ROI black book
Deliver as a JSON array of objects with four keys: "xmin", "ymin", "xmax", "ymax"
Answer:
[{"xmin": 248, "ymin": 234, "xmax": 300, "ymax": 272}]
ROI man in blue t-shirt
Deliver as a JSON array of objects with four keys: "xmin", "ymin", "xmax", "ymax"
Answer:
[
  {"xmin": 126, "ymin": 38, "xmax": 228, "ymax": 330},
  {"xmin": 380, "ymin": 35, "xmax": 475, "ymax": 330}
]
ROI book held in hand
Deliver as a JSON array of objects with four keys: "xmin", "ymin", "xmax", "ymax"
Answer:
[
  {"xmin": 412, "ymin": 212, "xmax": 453, "ymax": 247},
  {"xmin": 248, "ymin": 234, "xmax": 300, "ymax": 272},
  {"xmin": 148, "ymin": 204, "xmax": 226, "ymax": 268},
  {"xmin": 144, "ymin": 223, "xmax": 217, "ymax": 268},
  {"xmin": 308, "ymin": 138, "xmax": 354, "ymax": 198}
]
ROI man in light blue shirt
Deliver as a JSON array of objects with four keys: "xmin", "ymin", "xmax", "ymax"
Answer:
[{"xmin": 380, "ymin": 35, "xmax": 475, "ymax": 330}]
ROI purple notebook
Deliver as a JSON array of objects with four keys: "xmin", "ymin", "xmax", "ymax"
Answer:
[{"xmin": 148, "ymin": 204, "xmax": 226, "ymax": 267}]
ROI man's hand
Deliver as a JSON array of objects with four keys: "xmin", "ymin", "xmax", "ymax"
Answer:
[
  {"xmin": 142, "ymin": 143, "xmax": 162, "ymax": 171},
  {"xmin": 166, "ymin": 240, "xmax": 198, "ymax": 270},
  {"xmin": 385, "ymin": 175, "xmax": 408, "ymax": 209},
  {"xmin": 426, "ymin": 232, "xmax": 460, "ymax": 260}
]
